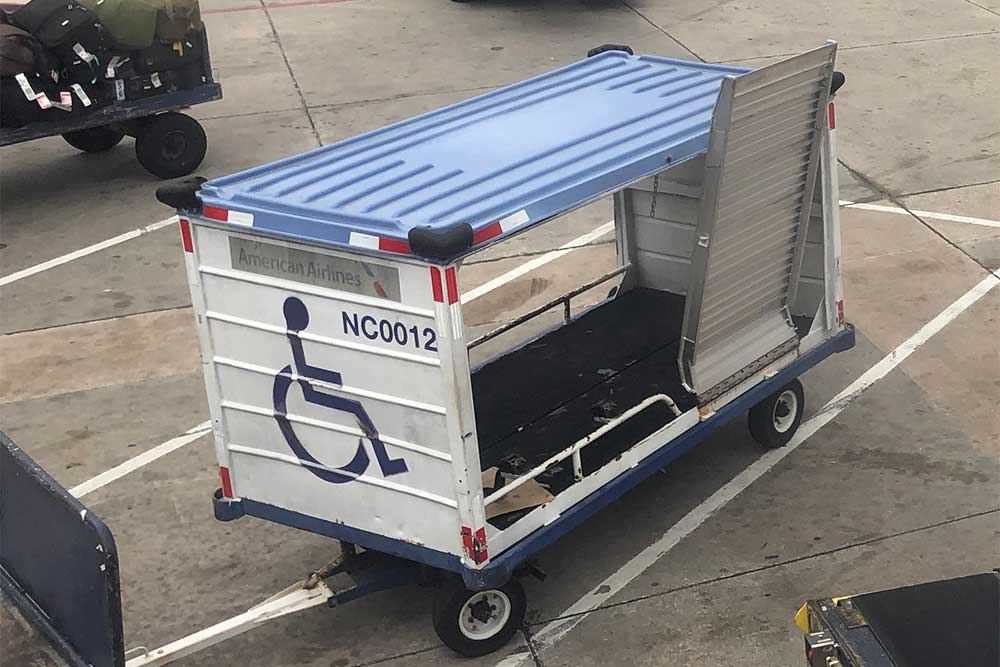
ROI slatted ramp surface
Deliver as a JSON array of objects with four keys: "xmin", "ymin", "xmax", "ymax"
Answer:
[{"xmin": 679, "ymin": 42, "xmax": 837, "ymax": 396}]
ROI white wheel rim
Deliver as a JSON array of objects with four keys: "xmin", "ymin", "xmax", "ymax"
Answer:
[
  {"xmin": 773, "ymin": 390, "xmax": 798, "ymax": 433},
  {"xmin": 458, "ymin": 590, "xmax": 511, "ymax": 641}
]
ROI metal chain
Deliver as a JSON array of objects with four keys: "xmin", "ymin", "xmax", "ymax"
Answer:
[{"xmin": 649, "ymin": 173, "xmax": 659, "ymax": 219}]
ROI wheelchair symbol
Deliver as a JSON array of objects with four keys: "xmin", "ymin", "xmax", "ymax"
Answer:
[{"xmin": 272, "ymin": 296, "xmax": 408, "ymax": 484}]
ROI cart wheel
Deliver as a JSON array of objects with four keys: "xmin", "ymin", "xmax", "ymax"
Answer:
[
  {"xmin": 63, "ymin": 126, "xmax": 125, "ymax": 153},
  {"xmin": 748, "ymin": 379, "xmax": 805, "ymax": 449},
  {"xmin": 432, "ymin": 578, "xmax": 526, "ymax": 657},
  {"xmin": 135, "ymin": 112, "xmax": 207, "ymax": 179}
]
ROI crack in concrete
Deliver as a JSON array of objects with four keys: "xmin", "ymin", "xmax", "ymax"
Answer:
[
  {"xmin": 522, "ymin": 626, "xmax": 547, "ymax": 667},
  {"xmin": 895, "ymin": 177, "xmax": 1000, "ymax": 198},
  {"xmin": 620, "ymin": 1, "xmax": 707, "ymax": 62},
  {"xmin": 195, "ymin": 84, "xmax": 501, "ymax": 123},
  {"xmin": 2, "ymin": 305, "xmax": 193, "ymax": 337},
  {"xmin": 257, "ymin": 0, "xmax": 322, "ymax": 146},
  {"xmin": 838, "ymin": 159, "xmax": 998, "ymax": 276},
  {"xmin": 963, "ymin": 0, "xmax": 1000, "ymax": 17},
  {"xmin": 346, "ymin": 644, "xmax": 439, "ymax": 667},
  {"xmin": 524, "ymin": 506, "xmax": 1000, "ymax": 630},
  {"xmin": 716, "ymin": 30, "xmax": 1000, "ymax": 63},
  {"xmin": 464, "ymin": 239, "xmax": 615, "ymax": 266}
]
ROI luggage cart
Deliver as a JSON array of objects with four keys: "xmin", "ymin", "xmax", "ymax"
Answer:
[
  {"xmin": 152, "ymin": 42, "xmax": 855, "ymax": 658},
  {"xmin": 0, "ymin": 28, "xmax": 221, "ymax": 179}
]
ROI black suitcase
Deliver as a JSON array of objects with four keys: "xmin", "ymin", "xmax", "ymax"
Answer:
[
  {"xmin": 0, "ymin": 72, "xmax": 63, "ymax": 127},
  {"xmin": 1, "ymin": 77, "xmax": 39, "ymax": 128},
  {"xmin": 10, "ymin": 0, "xmax": 107, "ymax": 54},
  {"xmin": 132, "ymin": 35, "xmax": 202, "ymax": 74}
]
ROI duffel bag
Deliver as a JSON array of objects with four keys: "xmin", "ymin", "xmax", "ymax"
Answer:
[
  {"xmin": 0, "ymin": 23, "xmax": 36, "ymax": 76},
  {"xmin": 133, "ymin": 34, "xmax": 201, "ymax": 73},
  {"xmin": 78, "ymin": 0, "xmax": 157, "ymax": 50},
  {"xmin": 10, "ymin": 0, "xmax": 107, "ymax": 52},
  {"xmin": 155, "ymin": 0, "xmax": 201, "ymax": 43}
]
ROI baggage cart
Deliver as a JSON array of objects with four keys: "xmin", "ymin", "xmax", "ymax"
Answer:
[
  {"xmin": 152, "ymin": 41, "xmax": 855, "ymax": 658},
  {"xmin": 796, "ymin": 571, "xmax": 999, "ymax": 667},
  {"xmin": 0, "ymin": 27, "xmax": 221, "ymax": 179}
]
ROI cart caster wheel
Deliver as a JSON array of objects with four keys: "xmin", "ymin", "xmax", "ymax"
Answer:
[
  {"xmin": 135, "ymin": 112, "xmax": 207, "ymax": 179},
  {"xmin": 748, "ymin": 378, "xmax": 804, "ymax": 449},
  {"xmin": 432, "ymin": 578, "xmax": 526, "ymax": 657},
  {"xmin": 63, "ymin": 126, "xmax": 125, "ymax": 153}
]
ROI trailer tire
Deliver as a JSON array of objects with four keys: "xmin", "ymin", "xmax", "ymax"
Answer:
[
  {"xmin": 63, "ymin": 126, "xmax": 125, "ymax": 153},
  {"xmin": 433, "ymin": 578, "xmax": 526, "ymax": 657},
  {"xmin": 748, "ymin": 379, "xmax": 804, "ymax": 448},
  {"xmin": 135, "ymin": 112, "xmax": 207, "ymax": 179}
]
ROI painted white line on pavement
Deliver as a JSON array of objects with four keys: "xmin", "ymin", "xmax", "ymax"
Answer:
[
  {"xmin": 462, "ymin": 221, "xmax": 616, "ymax": 304},
  {"xmin": 498, "ymin": 269, "xmax": 1000, "ymax": 667},
  {"xmin": 0, "ymin": 216, "xmax": 179, "ymax": 288},
  {"xmin": 70, "ymin": 420, "xmax": 212, "ymax": 498},
  {"xmin": 840, "ymin": 201, "xmax": 1000, "ymax": 229}
]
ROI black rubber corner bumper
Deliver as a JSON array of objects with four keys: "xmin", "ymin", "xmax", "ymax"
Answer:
[
  {"xmin": 587, "ymin": 44, "xmax": 634, "ymax": 57},
  {"xmin": 408, "ymin": 223, "xmax": 475, "ymax": 261},
  {"xmin": 155, "ymin": 175, "xmax": 206, "ymax": 211},
  {"xmin": 213, "ymin": 488, "xmax": 246, "ymax": 522}
]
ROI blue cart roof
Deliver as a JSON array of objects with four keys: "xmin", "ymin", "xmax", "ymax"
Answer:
[{"xmin": 197, "ymin": 51, "xmax": 749, "ymax": 262}]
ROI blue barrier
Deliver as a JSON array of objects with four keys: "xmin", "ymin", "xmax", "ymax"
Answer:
[{"xmin": 0, "ymin": 431, "xmax": 124, "ymax": 667}]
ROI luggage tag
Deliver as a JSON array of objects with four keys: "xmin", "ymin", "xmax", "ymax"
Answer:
[
  {"xmin": 49, "ymin": 92, "xmax": 73, "ymax": 112},
  {"xmin": 70, "ymin": 84, "xmax": 92, "ymax": 107},
  {"xmin": 105, "ymin": 55, "xmax": 128, "ymax": 79},
  {"xmin": 151, "ymin": 73, "xmax": 162, "ymax": 88},
  {"xmin": 14, "ymin": 73, "xmax": 39, "ymax": 102},
  {"xmin": 72, "ymin": 43, "xmax": 96, "ymax": 64}
]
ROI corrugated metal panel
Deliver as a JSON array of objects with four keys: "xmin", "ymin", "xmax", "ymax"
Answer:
[
  {"xmin": 680, "ymin": 43, "xmax": 837, "ymax": 396},
  {"xmin": 198, "ymin": 53, "xmax": 747, "ymax": 259}
]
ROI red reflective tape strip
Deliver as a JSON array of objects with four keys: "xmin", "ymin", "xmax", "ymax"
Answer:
[
  {"xmin": 202, "ymin": 205, "xmax": 228, "ymax": 222},
  {"xmin": 461, "ymin": 526, "xmax": 488, "ymax": 563},
  {"xmin": 430, "ymin": 267, "xmax": 444, "ymax": 303},
  {"xmin": 473, "ymin": 222, "xmax": 503, "ymax": 245},
  {"xmin": 179, "ymin": 218, "xmax": 194, "ymax": 253},
  {"xmin": 828, "ymin": 102, "xmax": 836, "ymax": 130},
  {"xmin": 445, "ymin": 267, "xmax": 459, "ymax": 305},
  {"xmin": 378, "ymin": 237, "xmax": 410, "ymax": 254},
  {"xmin": 461, "ymin": 526, "xmax": 474, "ymax": 558},
  {"xmin": 220, "ymin": 466, "xmax": 233, "ymax": 498},
  {"xmin": 475, "ymin": 527, "xmax": 488, "ymax": 562}
]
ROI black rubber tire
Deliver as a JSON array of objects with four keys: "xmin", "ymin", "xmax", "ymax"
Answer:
[
  {"xmin": 63, "ymin": 126, "xmax": 125, "ymax": 153},
  {"xmin": 748, "ymin": 378, "xmax": 805, "ymax": 448},
  {"xmin": 134, "ymin": 112, "xmax": 207, "ymax": 179},
  {"xmin": 432, "ymin": 578, "xmax": 526, "ymax": 657}
]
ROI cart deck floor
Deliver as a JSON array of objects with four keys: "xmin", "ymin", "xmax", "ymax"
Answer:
[
  {"xmin": 472, "ymin": 288, "xmax": 698, "ymax": 497},
  {"xmin": 471, "ymin": 288, "xmax": 816, "ymax": 507}
]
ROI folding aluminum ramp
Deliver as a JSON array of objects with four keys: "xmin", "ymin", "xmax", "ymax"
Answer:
[{"xmin": 679, "ymin": 42, "xmax": 838, "ymax": 397}]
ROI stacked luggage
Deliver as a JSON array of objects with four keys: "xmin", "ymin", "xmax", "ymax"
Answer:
[{"xmin": 1, "ymin": 0, "xmax": 206, "ymax": 129}]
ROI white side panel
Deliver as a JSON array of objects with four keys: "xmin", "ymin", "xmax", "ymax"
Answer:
[
  {"xmin": 626, "ymin": 156, "xmax": 704, "ymax": 295},
  {"xmin": 791, "ymin": 198, "xmax": 827, "ymax": 316},
  {"xmin": 189, "ymin": 223, "xmax": 463, "ymax": 556}
]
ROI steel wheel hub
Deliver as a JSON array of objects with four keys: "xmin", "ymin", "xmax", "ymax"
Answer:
[{"xmin": 458, "ymin": 590, "xmax": 511, "ymax": 641}]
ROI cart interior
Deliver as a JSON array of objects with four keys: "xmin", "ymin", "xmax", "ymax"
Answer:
[{"xmin": 469, "ymin": 201, "xmax": 822, "ymax": 527}]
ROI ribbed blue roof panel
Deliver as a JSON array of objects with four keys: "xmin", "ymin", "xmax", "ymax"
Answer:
[{"xmin": 198, "ymin": 52, "xmax": 749, "ymax": 260}]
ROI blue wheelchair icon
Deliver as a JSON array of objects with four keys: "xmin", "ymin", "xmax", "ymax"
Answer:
[{"xmin": 272, "ymin": 296, "xmax": 408, "ymax": 484}]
